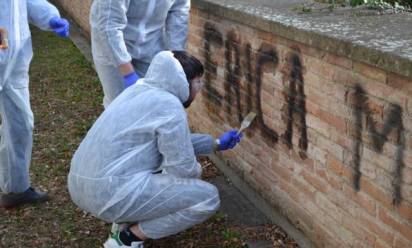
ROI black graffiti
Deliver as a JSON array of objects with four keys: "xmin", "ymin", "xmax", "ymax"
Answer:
[
  {"xmin": 245, "ymin": 44, "xmax": 254, "ymax": 114},
  {"xmin": 203, "ymin": 23, "xmax": 223, "ymax": 106},
  {"xmin": 203, "ymin": 22, "xmax": 308, "ymax": 155},
  {"xmin": 352, "ymin": 85, "xmax": 405, "ymax": 205},
  {"xmin": 225, "ymin": 31, "xmax": 242, "ymax": 123},
  {"xmin": 255, "ymin": 44, "xmax": 279, "ymax": 144},
  {"xmin": 281, "ymin": 51, "xmax": 308, "ymax": 159},
  {"xmin": 203, "ymin": 22, "xmax": 408, "ymax": 205}
]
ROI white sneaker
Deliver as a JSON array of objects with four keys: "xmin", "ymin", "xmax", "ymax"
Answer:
[
  {"xmin": 111, "ymin": 223, "xmax": 129, "ymax": 234},
  {"xmin": 103, "ymin": 230, "xmax": 144, "ymax": 248}
]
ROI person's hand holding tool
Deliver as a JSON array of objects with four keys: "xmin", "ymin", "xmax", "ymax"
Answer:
[{"xmin": 216, "ymin": 130, "xmax": 243, "ymax": 151}]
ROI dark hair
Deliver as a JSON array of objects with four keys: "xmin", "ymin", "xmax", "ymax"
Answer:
[{"xmin": 172, "ymin": 51, "xmax": 204, "ymax": 81}]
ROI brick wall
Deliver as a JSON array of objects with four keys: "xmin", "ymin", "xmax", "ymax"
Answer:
[
  {"xmin": 55, "ymin": 0, "xmax": 92, "ymax": 36},
  {"xmin": 54, "ymin": 1, "xmax": 412, "ymax": 247},
  {"xmin": 187, "ymin": 7, "xmax": 412, "ymax": 248}
]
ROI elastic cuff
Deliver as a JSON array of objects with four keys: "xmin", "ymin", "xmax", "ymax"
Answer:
[
  {"xmin": 214, "ymin": 139, "xmax": 221, "ymax": 151},
  {"xmin": 123, "ymin": 72, "xmax": 139, "ymax": 88}
]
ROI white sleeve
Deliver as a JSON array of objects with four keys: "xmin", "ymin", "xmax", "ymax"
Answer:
[
  {"xmin": 27, "ymin": 0, "xmax": 60, "ymax": 31},
  {"xmin": 165, "ymin": 0, "xmax": 190, "ymax": 51},
  {"xmin": 91, "ymin": 0, "xmax": 132, "ymax": 66},
  {"xmin": 157, "ymin": 113, "xmax": 201, "ymax": 178}
]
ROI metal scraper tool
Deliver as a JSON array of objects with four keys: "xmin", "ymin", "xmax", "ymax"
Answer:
[{"xmin": 237, "ymin": 112, "xmax": 257, "ymax": 135}]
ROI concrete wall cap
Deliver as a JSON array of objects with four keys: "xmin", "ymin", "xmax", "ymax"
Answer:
[{"xmin": 193, "ymin": 0, "xmax": 412, "ymax": 80}]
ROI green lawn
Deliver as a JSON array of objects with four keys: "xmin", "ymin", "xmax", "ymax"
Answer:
[{"xmin": 0, "ymin": 27, "xmax": 296, "ymax": 248}]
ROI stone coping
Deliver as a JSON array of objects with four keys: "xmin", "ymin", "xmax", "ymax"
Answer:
[{"xmin": 193, "ymin": 0, "xmax": 412, "ymax": 79}]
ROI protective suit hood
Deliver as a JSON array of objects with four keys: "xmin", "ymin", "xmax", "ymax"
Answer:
[{"xmin": 140, "ymin": 51, "xmax": 189, "ymax": 103}]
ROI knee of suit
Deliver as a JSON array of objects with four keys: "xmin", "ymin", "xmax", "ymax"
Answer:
[{"xmin": 192, "ymin": 183, "xmax": 221, "ymax": 215}]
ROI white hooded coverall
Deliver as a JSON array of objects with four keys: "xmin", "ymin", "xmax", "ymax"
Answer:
[
  {"xmin": 90, "ymin": 0, "xmax": 190, "ymax": 107},
  {"xmin": 68, "ymin": 51, "xmax": 220, "ymax": 239},
  {"xmin": 0, "ymin": 0, "xmax": 61, "ymax": 193}
]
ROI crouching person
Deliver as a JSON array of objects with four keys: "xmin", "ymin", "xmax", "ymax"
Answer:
[{"xmin": 68, "ymin": 51, "xmax": 242, "ymax": 247}]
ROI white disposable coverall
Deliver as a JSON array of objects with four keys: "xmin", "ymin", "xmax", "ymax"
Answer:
[
  {"xmin": 0, "ymin": 0, "xmax": 60, "ymax": 193},
  {"xmin": 68, "ymin": 51, "xmax": 220, "ymax": 239},
  {"xmin": 90, "ymin": 0, "xmax": 190, "ymax": 107}
]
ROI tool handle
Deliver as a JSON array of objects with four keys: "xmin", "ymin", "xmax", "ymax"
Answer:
[{"xmin": 236, "ymin": 126, "xmax": 245, "ymax": 135}]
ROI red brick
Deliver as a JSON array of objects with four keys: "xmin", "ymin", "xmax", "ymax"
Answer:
[
  {"xmin": 313, "ymin": 222, "xmax": 338, "ymax": 248},
  {"xmin": 407, "ymin": 100, "xmax": 412, "ymax": 120},
  {"xmin": 366, "ymin": 98, "xmax": 384, "ymax": 118},
  {"xmin": 324, "ymin": 53, "xmax": 353, "ymax": 69},
  {"xmin": 374, "ymin": 240, "xmax": 391, "ymax": 248},
  {"xmin": 301, "ymin": 170, "xmax": 328, "ymax": 193},
  {"xmin": 277, "ymin": 176, "xmax": 301, "ymax": 203},
  {"xmin": 308, "ymin": 144, "xmax": 327, "ymax": 165},
  {"xmin": 303, "ymin": 157, "xmax": 315, "ymax": 172},
  {"xmin": 394, "ymin": 236, "xmax": 412, "ymax": 248},
  {"xmin": 403, "ymin": 184, "xmax": 412, "ymax": 201},
  {"xmin": 345, "ymin": 87, "xmax": 364, "ymax": 108},
  {"xmin": 341, "ymin": 217, "xmax": 376, "ymax": 247},
  {"xmin": 331, "ymin": 132, "xmax": 354, "ymax": 150},
  {"xmin": 387, "ymin": 72, "xmax": 412, "ymax": 97},
  {"xmin": 333, "ymin": 69, "xmax": 358, "ymax": 87},
  {"xmin": 356, "ymin": 73, "xmax": 394, "ymax": 100},
  {"xmin": 291, "ymin": 177, "xmax": 316, "ymax": 201},
  {"xmin": 327, "ymin": 154, "xmax": 342, "ymax": 173},
  {"xmin": 406, "ymin": 153, "xmax": 412, "ymax": 169},
  {"xmin": 305, "ymin": 99, "xmax": 321, "ymax": 116},
  {"xmin": 403, "ymin": 167, "xmax": 412, "ymax": 185},
  {"xmin": 360, "ymin": 163, "xmax": 378, "ymax": 182},
  {"xmin": 322, "ymin": 220, "xmax": 355, "ymax": 247},
  {"xmin": 271, "ymin": 161, "xmax": 292, "ymax": 182},
  {"xmin": 362, "ymin": 147, "xmax": 393, "ymax": 174},
  {"xmin": 396, "ymin": 202, "xmax": 412, "ymax": 223},
  {"xmin": 353, "ymin": 61, "xmax": 387, "ymax": 83},
  {"xmin": 379, "ymin": 207, "xmax": 412, "ymax": 241},
  {"xmin": 317, "ymin": 108, "xmax": 347, "ymax": 133},
  {"xmin": 359, "ymin": 215, "xmax": 394, "ymax": 245},
  {"xmin": 327, "ymin": 154, "xmax": 354, "ymax": 184},
  {"xmin": 326, "ymin": 174, "xmax": 343, "ymax": 190},
  {"xmin": 288, "ymin": 205, "xmax": 315, "ymax": 236},
  {"xmin": 343, "ymin": 186, "xmax": 376, "ymax": 216},
  {"xmin": 261, "ymin": 103, "xmax": 273, "ymax": 120},
  {"xmin": 290, "ymin": 40, "xmax": 324, "ymax": 59},
  {"xmin": 316, "ymin": 167, "xmax": 327, "ymax": 181},
  {"xmin": 257, "ymin": 30, "xmax": 275, "ymax": 43},
  {"xmin": 260, "ymin": 90, "xmax": 274, "ymax": 106},
  {"xmin": 317, "ymin": 135, "xmax": 344, "ymax": 161},
  {"xmin": 306, "ymin": 56, "xmax": 336, "ymax": 81},
  {"xmin": 305, "ymin": 86, "xmax": 331, "ymax": 110},
  {"xmin": 331, "ymin": 83, "xmax": 349, "ymax": 103},
  {"xmin": 360, "ymin": 178, "xmax": 393, "ymax": 210},
  {"xmin": 246, "ymin": 173, "xmax": 271, "ymax": 193}
]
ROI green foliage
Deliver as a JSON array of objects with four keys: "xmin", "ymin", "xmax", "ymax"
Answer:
[
  {"xmin": 385, "ymin": 0, "xmax": 412, "ymax": 7},
  {"xmin": 349, "ymin": 0, "xmax": 365, "ymax": 6},
  {"xmin": 315, "ymin": 0, "xmax": 412, "ymax": 8}
]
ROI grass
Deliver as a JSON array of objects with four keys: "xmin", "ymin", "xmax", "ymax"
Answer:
[{"xmin": 0, "ymin": 27, "xmax": 298, "ymax": 247}]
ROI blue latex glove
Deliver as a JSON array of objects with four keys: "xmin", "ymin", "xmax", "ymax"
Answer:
[
  {"xmin": 49, "ymin": 17, "xmax": 70, "ymax": 38},
  {"xmin": 123, "ymin": 71, "xmax": 140, "ymax": 88},
  {"xmin": 217, "ymin": 130, "xmax": 243, "ymax": 151}
]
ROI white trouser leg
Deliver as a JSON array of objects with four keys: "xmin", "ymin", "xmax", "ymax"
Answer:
[
  {"xmin": 108, "ymin": 174, "xmax": 220, "ymax": 239},
  {"xmin": 0, "ymin": 87, "xmax": 33, "ymax": 193}
]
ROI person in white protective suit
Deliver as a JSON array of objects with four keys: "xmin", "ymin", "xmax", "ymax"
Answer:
[
  {"xmin": 90, "ymin": 0, "xmax": 190, "ymax": 107},
  {"xmin": 68, "ymin": 51, "xmax": 243, "ymax": 248},
  {"xmin": 0, "ymin": 0, "xmax": 69, "ymax": 209}
]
